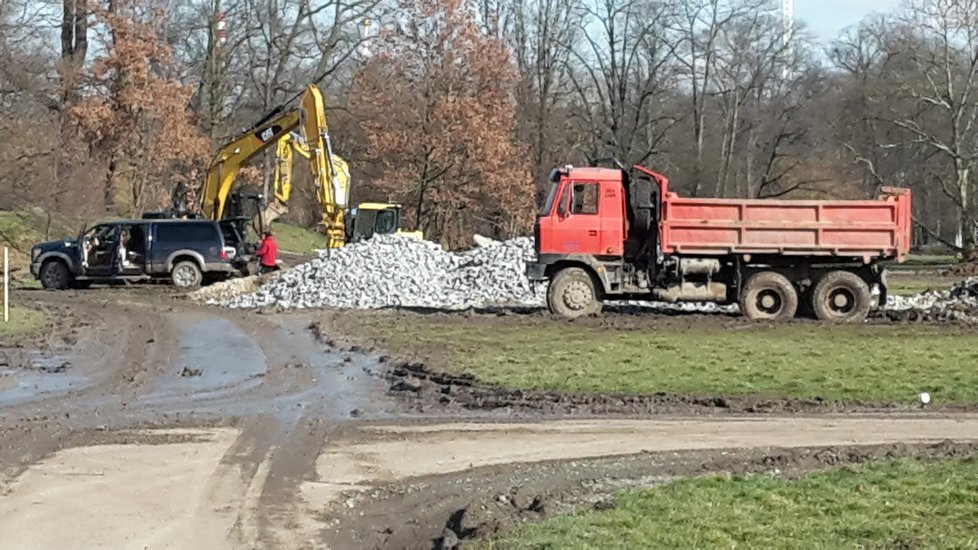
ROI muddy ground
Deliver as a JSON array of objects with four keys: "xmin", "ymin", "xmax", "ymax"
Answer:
[{"xmin": 1, "ymin": 286, "xmax": 978, "ymax": 549}]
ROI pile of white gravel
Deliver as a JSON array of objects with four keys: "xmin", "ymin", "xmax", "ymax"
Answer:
[{"xmin": 217, "ymin": 235, "xmax": 546, "ymax": 310}]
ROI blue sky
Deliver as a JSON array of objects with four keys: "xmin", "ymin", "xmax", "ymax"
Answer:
[{"xmin": 797, "ymin": 0, "xmax": 902, "ymax": 40}]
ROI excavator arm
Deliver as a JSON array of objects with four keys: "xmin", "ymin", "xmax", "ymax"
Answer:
[
  {"xmin": 270, "ymin": 129, "xmax": 352, "ymax": 248},
  {"xmin": 200, "ymin": 84, "xmax": 351, "ymax": 249},
  {"xmin": 273, "ymin": 132, "xmax": 308, "ymax": 204},
  {"xmin": 200, "ymin": 107, "xmax": 301, "ymax": 221}
]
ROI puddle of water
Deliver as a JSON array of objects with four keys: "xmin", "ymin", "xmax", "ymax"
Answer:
[
  {"xmin": 275, "ymin": 327, "xmax": 390, "ymax": 421},
  {"xmin": 146, "ymin": 318, "xmax": 267, "ymax": 401},
  {"xmin": 0, "ymin": 350, "xmax": 88, "ymax": 406}
]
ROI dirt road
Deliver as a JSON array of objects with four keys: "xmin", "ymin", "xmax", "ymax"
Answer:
[{"xmin": 1, "ymin": 290, "xmax": 977, "ymax": 549}]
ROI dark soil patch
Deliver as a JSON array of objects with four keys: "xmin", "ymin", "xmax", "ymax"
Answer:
[
  {"xmin": 381, "ymin": 361, "xmax": 970, "ymax": 416},
  {"xmin": 945, "ymin": 262, "xmax": 978, "ymax": 277},
  {"xmin": 325, "ymin": 440, "xmax": 978, "ymax": 550}
]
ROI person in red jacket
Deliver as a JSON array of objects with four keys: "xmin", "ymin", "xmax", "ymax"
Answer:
[{"xmin": 255, "ymin": 229, "xmax": 279, "ymax": 275}]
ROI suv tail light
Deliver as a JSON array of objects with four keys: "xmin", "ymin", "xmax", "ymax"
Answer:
[{"xmin": 220, "ymin": 246, "xmax": 236, "ymax": 260}]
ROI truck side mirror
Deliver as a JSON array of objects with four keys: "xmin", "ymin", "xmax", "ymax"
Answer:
[{"xmin": 557, "ymin": 189, "xmax": 570, "ymax": 217}]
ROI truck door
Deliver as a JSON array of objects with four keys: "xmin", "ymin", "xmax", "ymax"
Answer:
[{"xmin": 550, "ymin": 181, "xmax": 602, "ymax": 255}]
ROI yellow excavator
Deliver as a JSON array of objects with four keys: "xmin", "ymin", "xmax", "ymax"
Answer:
[{"xmin": 199, "ymin": 84, "xmax": 420, "ymax": 249}]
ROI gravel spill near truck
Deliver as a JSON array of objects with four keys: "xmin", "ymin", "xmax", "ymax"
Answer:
[
  {"xmin": 877, "ymin": 277, "xmax": 978, "ymax": 322},
  {"xmin": 194, "ymin": 234, "xmax": 978, "ymax": 321}
]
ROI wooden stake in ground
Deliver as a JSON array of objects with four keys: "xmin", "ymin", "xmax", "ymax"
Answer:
[{"xmin": 3, "ymin": 246, "xmax": 8, "ymax": 323}]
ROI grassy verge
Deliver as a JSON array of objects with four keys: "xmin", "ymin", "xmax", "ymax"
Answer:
[
  {"xmin": 885, "ymin": 253, "xmax": 957, "ymax": 271},
  {"xmin": 248, "ymin": 222, "xmax": 324, "ymax": 255},
  {"xmin": 487, "ymin": 459, "xmax": 978, "ymax": 549},
  {"xmin": 340, "ymin": 314, "xmax": 978, "ymax": 402},
  {"xmin": 0, "ymin": 306, "xmax": 51, "ymax": 339},
  {"xmin": 0, "ymin": 208, "xmax": 76, "ymax": 281},
  {"xmin": 886, "ymin": 272, "xmax": 958, "ymax": 296},
  {"xmin": 888, "ymin": 278, "xmax": 955, "ymax": 296}
]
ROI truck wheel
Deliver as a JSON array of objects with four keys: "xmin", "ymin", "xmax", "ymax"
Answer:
[
  {"xmin": 548, "ymin": 267, "xmax": 602, "ymax": 319},
  {"xmin": 40, "ymin": 260, "xmax": 72, "ymax": 290},
  {"xmin": 171, "ymin": 261, "xmax": 203, "ymax": 289},
  {"xmin": 740, "ymin": 271, "xmax": 798, "ymax": 321},
  {"xmin": 811, "ymin": 270, "xmax": 871, "ymax": 323}
]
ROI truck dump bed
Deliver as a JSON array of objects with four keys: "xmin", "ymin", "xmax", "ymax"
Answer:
[{"xmin": 655, "ymin": 184, "xmax": 912, "ymax": 262}]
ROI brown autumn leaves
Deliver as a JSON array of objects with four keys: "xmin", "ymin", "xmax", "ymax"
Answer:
[
  {"xmin": 65, "ymin": 0, "xmax": 534, "ymax": 247},
  {"xmin": 351, "ymin": 0, "xmax": 535, "ymax": 247},
  {"xmin": 66, "ymin": 1, "xmax": 209, "ymax": 216}
]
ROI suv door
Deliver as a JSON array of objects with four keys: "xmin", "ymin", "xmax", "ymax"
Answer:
[{"xmin": 83, "ymin": 223, "xmax": 121, "ymax": 277}]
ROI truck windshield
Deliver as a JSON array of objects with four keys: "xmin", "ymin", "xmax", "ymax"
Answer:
[{"xmin": 539, "ymin": 183, "xmax": 559, "ymax": 216}]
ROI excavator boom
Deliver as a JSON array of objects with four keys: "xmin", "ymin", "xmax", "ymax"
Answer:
[
  {"xmin": 299, "ymin": 85, "xmax": 349, "ymax": 248},
  {"xmin": 200, "ymin": 108, "xmax": 301, "ymax": 220}
]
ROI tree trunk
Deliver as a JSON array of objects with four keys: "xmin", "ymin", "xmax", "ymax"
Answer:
[
  {"xmin": 104, "ymin": 157, "xmax": 118, "ymax": 214},
  {"xmin": 960, "ymin": 163, "xmax": 976, "ymax": 258}
]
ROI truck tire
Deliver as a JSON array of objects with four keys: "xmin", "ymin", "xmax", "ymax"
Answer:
[
  {"xmin": 171, "ymin": 260, "xmax": 203, "ymax": 289},
  {"xmin": 40, "ymin": 260, "xmax": 72, "ymax": 290},
  {"xmin": 811, "ymin": 270, "xmax": 871, "ymax": 323},
  {"xmin": 548, "ymin": 267, "xmax": 602, "ymax": 319},
  {"xmin": 739, "ymin": 271, "xmax": 798, "ymax": 321}
]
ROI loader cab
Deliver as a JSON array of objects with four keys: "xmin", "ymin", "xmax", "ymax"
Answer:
[{"xmin": 535, "ymin": 167, "xmax": 627, "ymax": 258}]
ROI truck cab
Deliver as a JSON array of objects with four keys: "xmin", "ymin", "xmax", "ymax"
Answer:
[{"xmin": 535, "ymin": 167, "xmax": 626, "ymax": 258}]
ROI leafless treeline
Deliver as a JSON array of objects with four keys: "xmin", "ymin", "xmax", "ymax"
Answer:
[{"xmin": 2, "ymin": 0, "xmax": 978, "ymax": 251}]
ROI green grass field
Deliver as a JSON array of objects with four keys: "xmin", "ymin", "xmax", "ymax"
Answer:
[
  {"xmin": 247, "ymin": 222, "xmax": 325, "ymax": 255},
  {"xmin": 887, "ymin": 278, "xmax": 955, "ymax": 296},
  {"xmin": 0, "ymin": 306, "xmax": 50, "ymax": 339},
  {"xmin": 894, "ymin": 253, "xmax": 957, "ymax": 267},
  {"xmin": 342, "ymin": 315, "xmax": 978, "ymax": 402},
  {"xmin": 273, "ymin": 222, "xmax": 326, "ymax": 254},
  {"xmin": 487, "ymin": 459, "xmax": 978, "ymax": 549}
]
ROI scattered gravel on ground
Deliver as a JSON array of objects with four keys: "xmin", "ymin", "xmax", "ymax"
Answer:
[{"xmin": 878, "ymin": 277, "xmax": 978, "ymax": 322}]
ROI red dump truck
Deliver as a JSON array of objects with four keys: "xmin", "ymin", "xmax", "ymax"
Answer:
[{"xmin": 526, "ymin": 163, "xmax": 912, "ymax": 322}]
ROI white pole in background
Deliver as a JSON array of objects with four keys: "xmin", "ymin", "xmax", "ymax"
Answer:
[{"xmin": 3, "ymin": 247, "xmax": 8, "ymax": 323}]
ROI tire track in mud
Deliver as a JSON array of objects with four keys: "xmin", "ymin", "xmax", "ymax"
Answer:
[{"xmin": 3, "ymin": 292, "xmax": 397, "ymax": 548}]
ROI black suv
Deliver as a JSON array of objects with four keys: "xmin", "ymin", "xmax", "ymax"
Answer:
[{"xmin": 30, "ymin": 219, "xmax": 246, "ymax": 290}]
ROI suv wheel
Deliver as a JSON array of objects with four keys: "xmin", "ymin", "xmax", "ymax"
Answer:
[
  {"xmin": 40, "ymin": 260, "xmax": 73, "ymax": 290},
  {"xmin": 171, "ymin": 261, "xmax": 203, "ymax": 289}
]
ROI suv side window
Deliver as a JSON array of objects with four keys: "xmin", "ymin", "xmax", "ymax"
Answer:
[{"xmin": 156, "ymin": 223, "xmax": 219, "ymax": 244}]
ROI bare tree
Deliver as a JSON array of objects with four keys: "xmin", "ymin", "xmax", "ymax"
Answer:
[
  {"xmin": 669, "ymin": 0, "xmax": 778, "ymax": 196},
  {"xmin": 882, "ymin": 0, "xmax": 978, "ymax": 253},
  {"xmin": 566, "ymin": 0, "xmax": 679, "ymax": 166},
  {"xmin": 505, "ymin": 0, "xmax": 581, "ymax": 196}
]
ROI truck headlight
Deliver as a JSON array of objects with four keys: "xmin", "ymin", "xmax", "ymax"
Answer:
[{"xmin": 31, "ymin": 247, "xmax": 40, "ymax": 261}]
